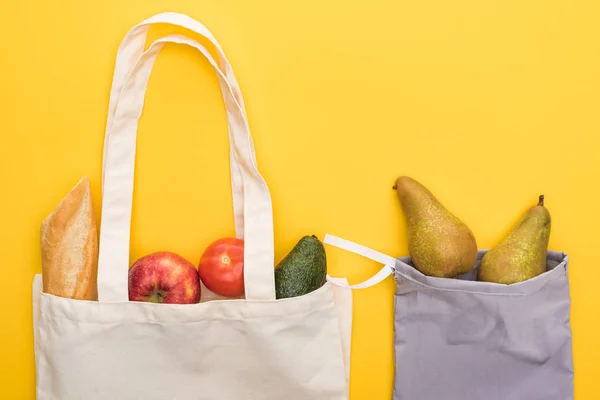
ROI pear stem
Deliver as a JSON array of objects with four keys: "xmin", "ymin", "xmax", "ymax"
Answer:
[
  {"xmin": 392, "ymin": 185, "xmax": 398, "ymax": 190},
  {"xmin": 538, "ymin": 195, "xmax": 544, "ymax": 206}
]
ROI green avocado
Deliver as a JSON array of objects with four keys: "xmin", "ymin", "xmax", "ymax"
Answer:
[{"xmin": 274, "ymin": 235, "xmax": 327, "ymax": 299}]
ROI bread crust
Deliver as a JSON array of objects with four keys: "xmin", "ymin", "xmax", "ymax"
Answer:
[{"xmin": 41, "ymin": 176, "xmax": 98, "ymax": 300}]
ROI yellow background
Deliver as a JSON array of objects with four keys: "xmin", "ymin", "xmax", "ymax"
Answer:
[{"xmin": 1, "ymin": 0, "xmax": 598, "ymax": 398}]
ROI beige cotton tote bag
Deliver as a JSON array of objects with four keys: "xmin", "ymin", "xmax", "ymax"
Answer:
[{"xmin": 32, "ymin": 12, "xmax": 355, "ymax": 400}]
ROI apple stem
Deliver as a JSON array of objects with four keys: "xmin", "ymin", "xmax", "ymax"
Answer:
[{"xmin": 149, "ymin": 291, "xmax": 164, "ymax": 303}]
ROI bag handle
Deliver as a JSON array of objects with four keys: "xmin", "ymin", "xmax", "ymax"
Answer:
[
  {"xmin": 98, "ymin": 19, "xmax": 275, "ymax": 302},
  {"xmin": 103, "ymin": 12, "xmax": 251, "ymax": 240},
  {"xmin": 324, "ymin": 234, "xmax": 397, "ymax": 289}
]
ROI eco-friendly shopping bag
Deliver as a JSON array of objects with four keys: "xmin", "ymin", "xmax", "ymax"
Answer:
[
  {"xmin": 32, "ymin": 13, "xmax": 354, "ymax": 400},
  {"xmin": 324, "ymin": 235, "xmax": 574, "ymax": 400}
]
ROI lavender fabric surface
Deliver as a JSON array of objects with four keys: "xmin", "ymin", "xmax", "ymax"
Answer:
[{"xmin": 393, "ymin": 250, "xmax": 574, "ymax": 400}]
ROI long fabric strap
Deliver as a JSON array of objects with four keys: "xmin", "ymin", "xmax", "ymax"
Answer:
[
  {"xmin": 102, "ymin": 12, "xmax": 251, "ymax": 234},
  {"xmin": 324, "ymin": 234, "xmax": 396, "ymax": 289},
  {"xmin": 98, "ymin": 14, "xmax": 275, "ymax": 302}
]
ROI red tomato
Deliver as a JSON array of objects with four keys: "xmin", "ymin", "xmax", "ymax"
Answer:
[{"xmin": 198, "ymin": 238, "xmax": 244, "ymax": 297}]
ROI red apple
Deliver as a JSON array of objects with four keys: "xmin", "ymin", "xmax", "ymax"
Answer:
[
  {"xmin": 128, "ymin": 251, "xmax": 201, "ymax": 304},
  {"xmin": 198, "ymin": 238, "xmax": 244, "ymax": 297}
]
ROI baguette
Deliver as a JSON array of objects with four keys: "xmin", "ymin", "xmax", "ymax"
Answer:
[{"xmin": 41, "ymin": 176, "xmax": 98, "ymax": 300}]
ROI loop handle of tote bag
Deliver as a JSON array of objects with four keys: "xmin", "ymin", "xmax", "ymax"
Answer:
[
  {"xmin": 98, "ymin": 12, "xmax": 276, "ymax": 302},
  {"xmin": 324, "ymin": 234, "xmax": 397, "ymax": 289}
]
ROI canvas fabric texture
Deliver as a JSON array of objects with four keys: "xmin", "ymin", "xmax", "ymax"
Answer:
[
  {"xmin": 323, "ymin": 235, "xmax": 574, "ymax": 400},
  {"xmin": 33, "ymin": 12, "xmax": 353, "ymax": 400}
]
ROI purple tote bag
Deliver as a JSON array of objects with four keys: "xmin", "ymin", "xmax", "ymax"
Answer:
[{"xmin": 324, "ymin": 235, "xmax": 574, "ymax": 400}]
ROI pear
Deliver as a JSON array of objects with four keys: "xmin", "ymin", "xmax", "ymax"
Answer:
[
  {"xmin": 478, "ymin": 195, "xmax": 551, "ymax": 284},
  {"xmin": 394, "ymin": 176, "xmax": 478, "ymax": 278}
]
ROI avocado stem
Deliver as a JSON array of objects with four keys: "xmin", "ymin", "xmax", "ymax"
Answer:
[{"xmin": 538, "ymin": 195, "xmax": 544, "ymax": 206}]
